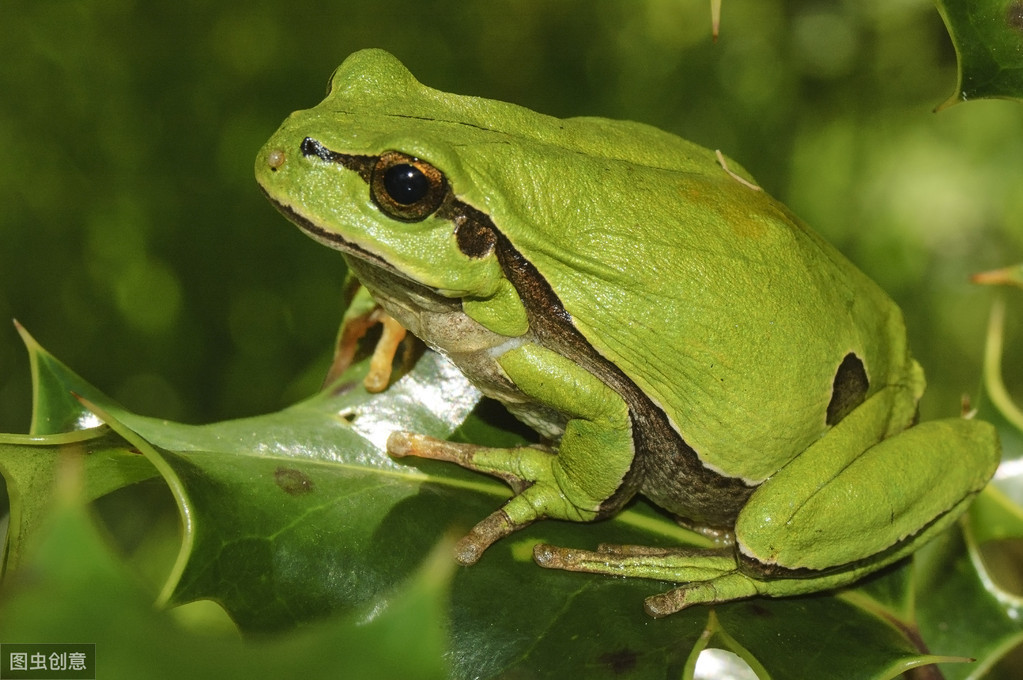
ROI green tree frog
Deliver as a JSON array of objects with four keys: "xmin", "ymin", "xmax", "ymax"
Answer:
[{"xmin": 255, "ymin": 49, "xmax": 1000, "ymax": 617}]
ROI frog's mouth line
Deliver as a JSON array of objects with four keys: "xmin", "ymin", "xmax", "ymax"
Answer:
[
  {"xmin": 259, "ymin": 187, "xmax": 392, "ymax": 267},
  {"xmin": 259, "ymin": 186, "xmax": 455, "ymax": 304}
]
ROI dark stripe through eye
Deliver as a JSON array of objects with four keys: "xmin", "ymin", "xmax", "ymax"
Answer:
[{"xmin": 301, "ymin": 137, "xmax": 335, "ymax": 162}]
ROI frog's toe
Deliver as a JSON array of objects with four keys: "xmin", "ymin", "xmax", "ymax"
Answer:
[
  {"xmin": 454, "ymin": 510, "xmax": 521, "ymax": 565},
  {"xmin": 645, "ymin": 573, "xmax": 761, "ymax": 617},
  {"xmin": 642, "ymin": 582, "xmax": 718, "ymax": 617},
  {"xmin": 386, "ymin": 431, "xmax": 467, "ymax": 461},
  {"xmin": 532, "ymin": 543, "xmax": 632, "ymax": 574},
  {"xmin": 643, "ymin": 590, "xmax": 687, "ymax": 618},
  {"xmin": 386, "ymin": 432, "xmax": 547, "ymax": 492},
  {"xmin": 595, "ymin": 543, "xmax": 684, "ymax": 557},
  {"xmin": 532, "ymin": 543, "xmax": 578, "ymax": 569}
]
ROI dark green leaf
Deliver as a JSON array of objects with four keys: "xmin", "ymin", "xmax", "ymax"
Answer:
[
  {"xmin": 4, "ymin": 330, "xmax": 1013, "ymax": 678},
  {"xmin": 0, "ymin": 429, "xmax": 157, "ymax": 573},
  {"xmin": 936, "ymin": 0, "xmax": 1023, "ymax": 107},
  {"xmin": 0, "ymin": 471, "xmax": 450, "ymax": 680},
  {"xmin": 914, "ymin": 493, "xmax": 1023, "ymax": 679}
]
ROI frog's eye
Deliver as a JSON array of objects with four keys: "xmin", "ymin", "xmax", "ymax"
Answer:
[{"xmin": 370, "ymin": 151, "xmax": 447, "ymax": 222}]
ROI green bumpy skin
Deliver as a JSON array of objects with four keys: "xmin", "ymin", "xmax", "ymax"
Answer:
[{"xmin": 255, "ymin": 49, "xmax": 1001, "ymax": 616}]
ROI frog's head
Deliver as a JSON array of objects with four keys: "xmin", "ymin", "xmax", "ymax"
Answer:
[
  {"xmin": 257, "ymin": 49, "xmax": 756, "ymax": 330},
  {"xmin": 255, "ymin": 49, "xmax": 537, "ymax": 305}
]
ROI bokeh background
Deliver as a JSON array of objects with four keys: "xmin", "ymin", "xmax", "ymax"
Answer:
[{"xmin": 1, "ymin": 0, "xmax": 1021, "ymax": 434}]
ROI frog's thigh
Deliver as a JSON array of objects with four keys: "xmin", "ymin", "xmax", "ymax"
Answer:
[
  {"xmin": 737, "ymin": 402, "xmax": 1000, "ymax": 572},
  {"xmin": 497, "ymin": 343, "xmax": 634, "ymax": 507}
]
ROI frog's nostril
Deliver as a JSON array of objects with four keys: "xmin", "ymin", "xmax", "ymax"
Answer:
[{"xmin": 267, "ymin": 148, "xmax": 286, "ymax": 170}]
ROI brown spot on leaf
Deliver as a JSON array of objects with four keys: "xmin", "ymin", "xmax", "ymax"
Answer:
[
  {"xmin": 274, "ymin": 467, "xmax": 315, "ymax": 495},
  {"xmin": 599, "ymin": 648, "xmax": 638, "ymax": 674},
  {"xmin": 1008, "ymin": 1, "xmax": 1023, "ymax": 32}
]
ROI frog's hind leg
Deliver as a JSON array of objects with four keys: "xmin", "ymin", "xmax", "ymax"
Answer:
[
  {"xmin": 533, "ymin": 386, "xmax": 1000, "ymax": 617},
  {"xmin": 735, "ymin": 404, "xmax": 1000, "ymax": 573}
]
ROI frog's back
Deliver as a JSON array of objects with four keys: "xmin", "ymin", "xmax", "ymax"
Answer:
[
  {"xmin": 323, "ymin": 50, "xmax": 744, "ymax": 182},
  {"xmin": 455, "ymin": 135, "xmax": 914, "ymax": 484}
]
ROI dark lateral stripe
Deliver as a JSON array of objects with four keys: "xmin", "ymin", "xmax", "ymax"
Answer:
[
  {"xmin": 479, "ymin": 214, "xmax": 754, "ymax": 525},
  {"xmin": 301, "ymin": 137, "xmax": 375, "ymax": 181},
  {"xmin": 442, "ymin": 200, "xmax": 498, "ymax": 259}
]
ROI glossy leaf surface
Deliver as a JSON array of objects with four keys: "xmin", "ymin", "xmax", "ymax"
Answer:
[{"xmin": 2, "ymin": 329, "xmax": 1019, "ymax": 678}]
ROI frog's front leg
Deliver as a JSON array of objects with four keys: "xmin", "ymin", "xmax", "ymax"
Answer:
[
  {"xmin": 534, "ymin": 386, "xmax": 1000, "ymax": 616},
  {"xmin": 388, "ymin": 342, "xmax": 636, "ymax": 564},
  {"xmin": 325, "ymin": 279, "xmax": 408, "ymax": 391}
]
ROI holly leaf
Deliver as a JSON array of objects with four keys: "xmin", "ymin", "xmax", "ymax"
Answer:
[
  {"xmin": 0, "ymin": 323, "xmax": 159, "ymax": 573},
  {"xmin": 1, "ymin": 327, "xmax": 1019, "ymax": 678},
  {"xmin": 0, "ymin": 463, "xmax": 451, "ymax": 680},
  {"xmin": 913, "ymin": 487, "xmax": 1023, "ymax": 679},
  {"xmin": 935, "ymin": 0, "xmax": 1023, "ymax": 108}
]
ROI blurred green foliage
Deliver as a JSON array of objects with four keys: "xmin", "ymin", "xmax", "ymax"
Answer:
[{"xmin": 1, "ymin": 0, "xmax": 1020, "ymax": 434}]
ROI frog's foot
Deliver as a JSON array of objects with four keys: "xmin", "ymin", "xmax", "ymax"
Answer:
[
  {"xmin": 532, "ymin": 542, "xmax": 736, "ymax": 583},
  {"xmin": 388, "ymin": 431, "xmax": 598, "ymax": 565},
  {"xmin": 644, "ymin": 577, "xmax": 761, "ymax": 618},
  {"xmin": 387, "ymin": 431, "xmax": 547, "ymax": 492},
  {"xmin": 532, "ymin": 542, "xmax": 760, "ymax": 617}
]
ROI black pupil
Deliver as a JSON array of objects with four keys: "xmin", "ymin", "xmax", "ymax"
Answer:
[{"xmin": 383, "ymin": 163, "xmax": 429, "ymax": 205}]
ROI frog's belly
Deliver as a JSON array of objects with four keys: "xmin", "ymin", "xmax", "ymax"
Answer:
[{"xmin": 349, "ymin": 258, "xmax": 567, "ymax": 440}]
